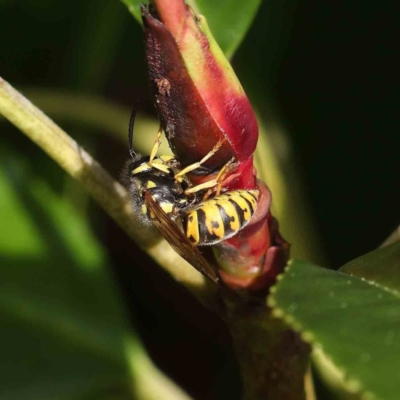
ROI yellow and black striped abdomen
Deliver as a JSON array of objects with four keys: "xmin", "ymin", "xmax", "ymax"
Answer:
[{"xmin": 183, "ymin": 190, "xmax": 259, "ymax": 245}]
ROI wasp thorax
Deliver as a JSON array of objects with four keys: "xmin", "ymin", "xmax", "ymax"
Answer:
[{"xmin": 126, "ymin": 155, "xmax": 190, "ymax": 224}]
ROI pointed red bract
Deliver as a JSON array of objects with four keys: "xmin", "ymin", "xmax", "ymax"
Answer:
[
  {"xmin": 142, "ymin": 4, "xmax": 258, "ymax": 174},
  {"xmin": 141, "ymin": 1, "xmax": 289, "ymax": 291}
]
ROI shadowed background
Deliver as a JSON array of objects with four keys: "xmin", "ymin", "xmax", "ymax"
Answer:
[{"xmin": 1, "ymin": 1, "xmax": 398, "ymax": 399}]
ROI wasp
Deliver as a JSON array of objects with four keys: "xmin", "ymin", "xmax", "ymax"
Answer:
[{"xmin": 122, "ymin": 108, "xmax": 259, "ymax": 283}]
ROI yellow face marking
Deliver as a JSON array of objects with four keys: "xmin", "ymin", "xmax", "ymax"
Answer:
[
  {"xmin": 215, "ymin": 199, "xmax": 240, "ymax": 231},
  {"xmin": 200, "ymin": 203, "xmax": 225, "ymax": 239},
  {"xmin": 146, "ymin": 180, "xmax": 156, "ymax": 188},
  {"xmin": 186, "ymin": 210, "xmax": 200, "ymax": 244},
  {"xmin": 141, "ymin": 204, "xmax": 147, "ymax": 215}
]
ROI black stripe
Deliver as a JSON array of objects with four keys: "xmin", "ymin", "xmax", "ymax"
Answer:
[
  {"xmin": 196, "ymin": 208, "xmax": 208, "ymax": 244},
  {"xmin": 242, "ymin": 193, "xmax": 256, "ymax": 215},
  {"xmin": 196, "ymin": 208, "xmax": 221, "ymax": 245},
  {"xmin": 216, "ymin": 204, "xmax": 236, "ymax": 236},
  {"xmin": 228, "ymin": 198, "xmax": 246, "ymax": 227},
  {"xmin": 240, "ymin": 196, "xmax": 254, "ymax": 217},
  {"xmin": 247, "ymin": 191, "xmax": 258, "ymax": 203}
]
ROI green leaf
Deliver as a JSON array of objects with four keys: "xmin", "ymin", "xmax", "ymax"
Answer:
[
  {"xmin": 121, "ymin": 0, "xmax": 262, "ymax": 58},
  {"xmin": 120, "ymin": 0, "xmax": 142, "ymax": 23},
  {"xmin": 268, "ymin": 260, "xmax": 400, "ymax": 400},
  {"xmin": 340, "ymin": 241, "xmax": 400, "ymax": 293},
  {"xmin": 188, "ymin": 0, "xmax": 262, "ymax": 58},
  {"xmin": 0, "ymin": 145, "xmax": 134, "ymax": 399}
]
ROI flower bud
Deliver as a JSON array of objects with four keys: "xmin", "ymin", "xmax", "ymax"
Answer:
[
  {"xmin": 142, "ymin": 3, "xmax": 258, "ymax": 182},
  {"xmin": 141, "ymin": 1, "xmax": 289, "ymax": 291}
]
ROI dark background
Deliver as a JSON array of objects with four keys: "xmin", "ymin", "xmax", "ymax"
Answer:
[{"xmin": 1, "ymin": 1, "xmax": 398, "ymax": 399}]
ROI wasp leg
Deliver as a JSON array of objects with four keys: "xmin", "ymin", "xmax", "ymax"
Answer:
[
  {"xmin": 149, "ymin": 124, "xmax": 163, "ymax": 163},
  {"xmin": 185, "ymin": 179, "xmax": 218, "ymax": 195},
  {"xmin": 202, "ymin": 157, "xmax": 236, "ymax": 200},
  {"xmin": 174, "ymin": 138, "xmax": 226, "ymax": 182},
  {"xmin": 184, "ymin": 157, "xmax": 236, "ymax": 198}
]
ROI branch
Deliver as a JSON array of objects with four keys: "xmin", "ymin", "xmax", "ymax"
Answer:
[
  {"xmin": 10, "ymin": 88, "xmax": 163, "ymax": 153},
  {"xmin": 0, "ymin": 76, "xmax": 311, "ymax": 399},
  {"xmin": 0, "ymin": 76, "xmax": 219, "ymax": 310}
]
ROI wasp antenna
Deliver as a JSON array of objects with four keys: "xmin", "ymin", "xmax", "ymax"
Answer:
[{"xmin": 128, "ymin": 105, "xmax": 138, "ymax": 159}]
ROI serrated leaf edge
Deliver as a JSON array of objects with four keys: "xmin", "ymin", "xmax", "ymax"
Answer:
[
  {"xmin": 340, "ymin": 270, "xmax": 400, "ymax": 299},
  {"xmin": 267, "ymin": 260, "xmax": 379, "ymax": 400}
]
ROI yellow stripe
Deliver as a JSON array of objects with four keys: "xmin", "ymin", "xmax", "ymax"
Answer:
[
  {"xmin": 240, "ymin": 190, "xmax": 259, "ymax": 209},
  {"xmin": 141, "ymin": 204, "xmax": 147, "ymax": 215},
  {"xmin": 228, "ymin": 194, "xmax": 251, "ymax": 221},
  {"xmin": 200, "ymin": 203, "xmax": 225, "ymax": 239},
  {"xmin": 186, "ymin": 211, "xmax": 200, "ymax": 244},
  {"xmin": 215, "ymin": 198, "xmax": 240, "ymax": 231}
]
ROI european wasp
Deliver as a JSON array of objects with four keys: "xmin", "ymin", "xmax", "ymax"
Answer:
[{"xmin": 122, "ymin": 108, "xmax": 259, "ymax": 283}]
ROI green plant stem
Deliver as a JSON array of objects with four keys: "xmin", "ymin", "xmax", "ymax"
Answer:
[
  {"xmin": 304, "ymin": 365, "xmax": 317, "ymax": 400},
  {"xmin": 9, "ymin": 88, "xmax": 163, "ymax": 153},
  {"xmin": 0, "ymin": 84, "xmax": 193, "ymax": 398},
  {"xmin": 0, "ymin": 77, "xmax": 312, "ymax": 399},
  {"xmin": 0, "ymin": 77, "xmax": 218, "ymax": 310},
  {"xmin": 223, "ymin": 303, "xmax": 311, "ymax": 400}
]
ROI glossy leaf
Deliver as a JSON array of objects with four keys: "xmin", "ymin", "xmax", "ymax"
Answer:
[
  {"xmin": 0, "ymin": 147, "xmax": 133, "ymax": 399},
  {"xmin": 121, "ymin": 0, "xmax": 261, "ymax": 58},
  {"xmin": 268, "ymin": 260, "xmax": 400, "ymax": 400},
  {"xmin": 340, "ymin": 241, "xmax": 400, "ymax": 293}
]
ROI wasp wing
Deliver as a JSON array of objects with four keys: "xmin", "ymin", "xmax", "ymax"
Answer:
[{"xmin": 144, "ymin": 192, "xmax": 219, "ymax": 283}]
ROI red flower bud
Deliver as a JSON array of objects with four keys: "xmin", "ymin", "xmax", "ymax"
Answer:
[
  {"xmin": 140, "ymin": 1, "xmax": 289, "ymax": 291},
  {"xmin": 141, "ymin": 3, "xmax": 258, "ymax": 182}
]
